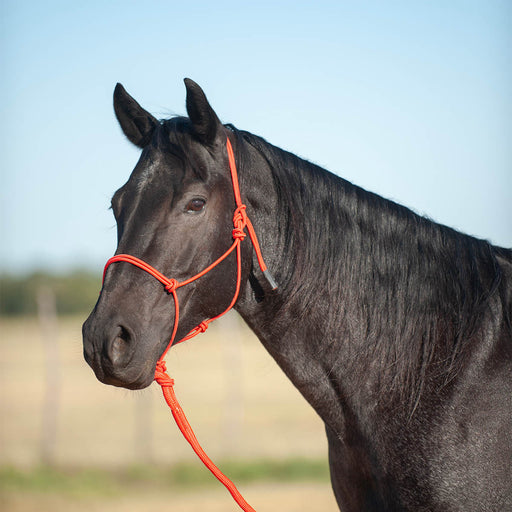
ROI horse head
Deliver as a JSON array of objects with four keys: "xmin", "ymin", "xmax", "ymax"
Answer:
[{"xmin": 82, "ymin": 80, "xmax": 255, "ymax": 389}]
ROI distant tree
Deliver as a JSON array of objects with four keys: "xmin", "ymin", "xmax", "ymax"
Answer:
[{"xmin": 0, "ymin": 270, "xmax": 101, "ymax": 316}]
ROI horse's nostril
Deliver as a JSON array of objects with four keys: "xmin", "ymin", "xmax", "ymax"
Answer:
[{"xmin": 110, "ymin": 325, "xmax": 131, "ymax": 365}]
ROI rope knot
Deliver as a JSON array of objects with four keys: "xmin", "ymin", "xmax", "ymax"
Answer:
[
  {"xmin": 232, "ymin": 227, "xmax": 247, "ymax": 240},
  {"xmin": 164, "ymin": 279, "xmax": 178, "ymax": 294},
  {"xmin": 197, "ymin": 321, "xmax": 208, "ymax": 333},
  {"xmin": 232, "ymin": 204, "xmax": 247, "ymax": 240},
  {"xmin": 154, "ymin": 360, "xmax": 175, "ymax": 387}
]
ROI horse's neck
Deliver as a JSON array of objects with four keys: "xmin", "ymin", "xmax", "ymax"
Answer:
[
  {"xmin": 235, "ymin": 137, "xmax": 498, "ymax": 431},
  {"xmin": 235, "ymin": 143, "xmax": 375, "ymax": 429}
]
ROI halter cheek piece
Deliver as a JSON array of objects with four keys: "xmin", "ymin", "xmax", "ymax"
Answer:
[{"xmin": 101, "ymin": 137, "xmax": 276, "ymax": 512}]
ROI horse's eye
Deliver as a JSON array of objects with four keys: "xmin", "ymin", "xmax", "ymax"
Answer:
[{"xmin": 186, "ymin": 198, "xmax": 206, "ymax": 213}]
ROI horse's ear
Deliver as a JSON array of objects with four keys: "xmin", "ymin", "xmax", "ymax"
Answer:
[
  {"xmin": 113, "ymin": 83, "xmax": 159, "ymax": 148},
  {"xmin": 184, "ymin": 78, "xmax": 221, "ymax": 145}
]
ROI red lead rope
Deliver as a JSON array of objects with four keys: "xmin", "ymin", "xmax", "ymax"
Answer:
[{"xmin": 102, "ymin": 138, "xmax": 276, "ymax": 512}]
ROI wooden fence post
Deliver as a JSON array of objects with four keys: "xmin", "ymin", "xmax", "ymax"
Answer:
[
  {"xmin": 221, "ymin": 312, "xmax": 243, "ymax": 456},
  {"xmin": 134, "ymin": 391, "xmax": 153, "ymax": 463},
  {"xmin": 37, "ymin": 285, "xmax": 60, "ymax": 466}
]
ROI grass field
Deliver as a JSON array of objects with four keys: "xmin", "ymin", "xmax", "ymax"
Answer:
[{"xmin": 0, "ymin": 313, "xmax": 339, "ymax": 511}]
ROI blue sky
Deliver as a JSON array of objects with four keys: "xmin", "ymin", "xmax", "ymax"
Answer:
[{"xmin": 1, "ymin": 1, "xmax": 511, "ymax": 273}]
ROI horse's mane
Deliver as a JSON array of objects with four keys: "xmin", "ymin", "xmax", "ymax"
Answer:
[{"xmin": 231, "ymin": 125, "xmax": 507, "ymax": 411}]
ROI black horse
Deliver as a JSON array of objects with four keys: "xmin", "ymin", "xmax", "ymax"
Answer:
[{"xmin": 83, "ymin": 79, "xmax": 512, "ymax": 511}]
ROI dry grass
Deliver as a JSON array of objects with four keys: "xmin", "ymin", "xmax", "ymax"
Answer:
[
  {"xmin": 0, "ymin": 313, "xmax": 339, "ymax": 510},
  {"xmin": 1, "ymin": 482, "xmax": 337, "ymax": 512}
]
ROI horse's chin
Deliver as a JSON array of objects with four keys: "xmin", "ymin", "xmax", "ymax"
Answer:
[
  {"xmin": 87, "ymin": 355, "xmax": 156, "ymax": 390},
  {"xmin": 98, "ymin": 371, "xmax": 154, "ymax": 390}
]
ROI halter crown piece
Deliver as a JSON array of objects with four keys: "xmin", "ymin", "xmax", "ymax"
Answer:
[{"xmin": 102, "ymin": 138, "xmax": 277, "ymax": 512}]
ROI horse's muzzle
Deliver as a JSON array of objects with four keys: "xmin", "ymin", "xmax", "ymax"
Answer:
[{"xmin": 82, "ymin": 313, "xmax": 154, "ymax": 390}]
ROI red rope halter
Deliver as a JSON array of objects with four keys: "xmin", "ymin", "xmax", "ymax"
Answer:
[{"xmin": 102, "ymin": 137, "xmax": 276, "ymax": 512}]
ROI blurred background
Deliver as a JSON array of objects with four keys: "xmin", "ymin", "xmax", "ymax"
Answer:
[{"xmin": 1, "ymin": 1, "xmax": 510, "ymax": 511}]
